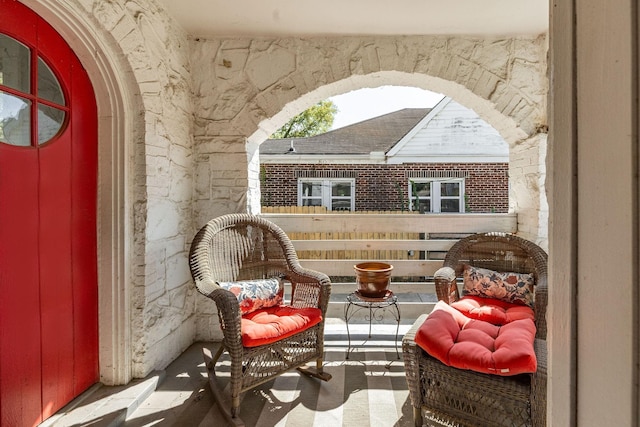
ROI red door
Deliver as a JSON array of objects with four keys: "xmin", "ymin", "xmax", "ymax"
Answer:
[{"xmin": 0, "ymin": 1, "xmax": 98, "ymax": 426}]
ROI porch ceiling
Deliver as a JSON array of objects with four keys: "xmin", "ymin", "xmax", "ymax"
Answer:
[{"xmin": 158, "ymin": 0, "xmax": 549, "ymax": 38}]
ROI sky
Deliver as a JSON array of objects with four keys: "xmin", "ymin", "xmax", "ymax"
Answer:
[{"xmin": 329, "ymin": 86, "xmax": 445, "ymax": 130}]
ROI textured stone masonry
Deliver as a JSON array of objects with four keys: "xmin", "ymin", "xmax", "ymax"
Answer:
[{"xmin": 34, "ymin": 0, "xmax": 549, "ymax": 381}]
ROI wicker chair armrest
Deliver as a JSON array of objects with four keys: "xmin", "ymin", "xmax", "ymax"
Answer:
[
  {"xmin": 403, "ymin": 313, "xmax": 427, "ymax": 345},
  {"xmin": 287, "ymin": 264, "xmax": 331, "ymax": 286},
  {"xmin": 402, "ymin": 314, "xmax": 429, "ymax": 411},
  {"xmin": 286, "ymin": 265, "xmax": 332, "ymax": 314},
  {"xmin": 434, "ymin": 266, "xmax": 456, "ymax": 281},
  {"xmin": 434, "ymin": 266, "xmax": 460, "ymax": 304},
  {"xmin": 533, "ymin": 276, "xmax": 548, "ymax": 340},
  {"xmin": 206, "ymin": 287, "xmax": 243, "ymax": 353},
  {"xmin": 532, "ymin": 338, "xmax": 547, "ymax": 427}
]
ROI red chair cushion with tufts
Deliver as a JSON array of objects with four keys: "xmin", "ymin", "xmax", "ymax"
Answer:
[
  {"xmin": 450, "ymin": 295, "xmax": 534, "ymax": 325},
  {"xmin": 415, "ymin": 301, "xmax": 537, "ymax": 376},
  {"xmin": 241, "ymin": 305, "xmax": 323, "ymax": 347}
]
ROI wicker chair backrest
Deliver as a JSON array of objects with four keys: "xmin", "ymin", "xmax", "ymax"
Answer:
[
  {"xmin": 189, "ymin": 213, "xmax": 298, "ymax": 297},
  {"xmin": 444, "ymin": 232, "xmax": 547, "ymax": 280}
]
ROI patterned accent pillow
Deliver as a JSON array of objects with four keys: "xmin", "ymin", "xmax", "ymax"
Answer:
[
  {"xmin": 462, "ymin": 265, "xmax": 535, "ymax": 308},
  {"xmin": 218, "ymin": 277, "xmax": 284, "ymax": 315}
]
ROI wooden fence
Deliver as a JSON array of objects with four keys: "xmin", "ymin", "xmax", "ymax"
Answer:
[
  {"xmin": 261, "ymin": 207, "xmax": 518, "ymax": 279},
  {"xmin": 263, "ymin": 206, "xmax": 420, "ymax": 262}
]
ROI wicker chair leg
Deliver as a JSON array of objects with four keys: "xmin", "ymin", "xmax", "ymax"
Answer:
[
  {"xmin": 231, "ymin": 396, "xmax": 241, "ymax": 419},
  {"xmin": 413, "ymin": 406, "xmax": 423, "ymax": 427},
  {"xmin": 202, "ymin": 347, "xmax": 245, "ymax": 427},
  {"xmin": 297, "ymin": 358, "xmax": 332, "ymax": 381}
]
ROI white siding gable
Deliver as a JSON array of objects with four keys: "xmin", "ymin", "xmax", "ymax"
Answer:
[{"xmin": 387, "ymin": 97, "xmax": 509, "ymax": 164}]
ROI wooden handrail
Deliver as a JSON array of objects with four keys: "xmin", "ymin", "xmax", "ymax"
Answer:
[{"xmin": 262, "ymin": 213, "xmax": 517, "ymax": 234}]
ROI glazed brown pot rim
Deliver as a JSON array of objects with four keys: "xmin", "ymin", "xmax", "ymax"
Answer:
[{"xmin": 354, "ymin": 262, "xmax": 393, "ymax": 272}]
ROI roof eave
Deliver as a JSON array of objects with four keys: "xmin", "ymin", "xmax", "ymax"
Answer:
[{"xmin": 261, "ymin": 153, "xmax": 387, "ymax": 164}]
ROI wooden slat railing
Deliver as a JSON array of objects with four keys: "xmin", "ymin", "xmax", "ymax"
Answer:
[{"xmin": 262, "ymin": 212, "xmax": 518, "ymax": 279}]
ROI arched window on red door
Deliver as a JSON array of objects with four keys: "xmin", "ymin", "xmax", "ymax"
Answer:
[{"xmin": 0, "ymin": 33, "xmax": 68, "ymax": 147}]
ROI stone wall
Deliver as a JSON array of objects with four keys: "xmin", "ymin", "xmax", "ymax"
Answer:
[
  {"xmin": 69, "ymin": 0, "xmax": 197, "ymax": 378},
  {"xmin": 510, "ymin": 133, "xmax": 549, "ymax": 248},
  {"xmin": 26, "ymin": 0, "xmax": 549, "ymax": 381}
]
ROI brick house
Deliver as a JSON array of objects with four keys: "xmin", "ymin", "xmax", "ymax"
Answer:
[{"xmin": 260, "ymin": 96, "xmax": 509, "ymax": 213}]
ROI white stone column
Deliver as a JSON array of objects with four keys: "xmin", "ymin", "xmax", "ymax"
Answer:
[{"xmin": 509, "ymin": 133, "xmax": 549, "ymax": 250}]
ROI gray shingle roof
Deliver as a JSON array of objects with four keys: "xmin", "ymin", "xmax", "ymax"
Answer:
[{"xmin": 260, "ymin": 108, "xmax": 431, "ymax": 155}]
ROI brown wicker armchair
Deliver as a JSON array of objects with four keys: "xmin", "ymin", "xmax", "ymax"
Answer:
[
  {"xmin": 402, "ymin": 232, "xmax": 548, "ymax": 427},
  {"xmin": 189, "ymin": 214, "xmax": 332, "ymax": 425}
]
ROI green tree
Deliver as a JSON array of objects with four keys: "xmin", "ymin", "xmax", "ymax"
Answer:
[{"xmin": 270, "ymin": 100, "xmax": 338, "ymax": 139}]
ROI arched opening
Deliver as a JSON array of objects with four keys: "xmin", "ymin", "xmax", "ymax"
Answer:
[
  {"xmin": 246, "ymin": 74, "xmax": 548, "ymax": 246},
  {"xmin": 259, "ymin": 86, "xmax": 510, "ymax": 216}
]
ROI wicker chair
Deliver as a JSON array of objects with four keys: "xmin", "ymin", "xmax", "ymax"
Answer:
[
  {"xmin": 189, "ymin": 214, "xmax": 332, "ymax": 425},
  {"xmin": 402, "ymin": 232, "xmax": 548, "ymax": 427}
]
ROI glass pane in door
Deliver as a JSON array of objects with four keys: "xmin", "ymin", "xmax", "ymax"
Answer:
[
  {"xmin": 37, "ymin": 103, "xmax": 65, "ymax": 144},
  {"xmin": 0, "ymin": 34, "xmax": 30, "ymax": 93},
  {"xmin": 37, "ymin": 58, "xmax": 65, "ymax": 105},
  {"xmin": 0, "ymin": 91, "xmax": 31, "ymax": 146}
]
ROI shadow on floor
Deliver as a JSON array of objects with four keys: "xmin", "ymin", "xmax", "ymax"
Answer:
[{"xmin": 46, "ymin": 323, "xmax": 416, "ymax": 427}]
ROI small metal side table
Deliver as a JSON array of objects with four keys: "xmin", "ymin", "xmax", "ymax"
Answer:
[{"xmin": 344, "ymin": 290, "xmax": 401, "ymax": 359}]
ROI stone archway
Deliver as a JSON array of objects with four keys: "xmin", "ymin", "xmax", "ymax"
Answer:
[{"xmin": 192, "ymin": 35, "xmax": 548, "ymax": 245}]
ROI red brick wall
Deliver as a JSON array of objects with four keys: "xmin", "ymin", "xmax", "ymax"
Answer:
[{"xmin": 260, "ymin": 163, "xmax": 509, "ymax": 213}]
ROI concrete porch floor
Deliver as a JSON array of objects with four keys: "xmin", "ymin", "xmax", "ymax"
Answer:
[{"xmin": 40, "ymin": 319, "xmax": 417, "ymax": 427}]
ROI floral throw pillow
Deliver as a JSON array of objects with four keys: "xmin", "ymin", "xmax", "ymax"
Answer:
[
  {"xmin": 462, "ymin": 265, "xmax": 535, "ymax": 308},
  {"xmin": 218, "ymin": 277, "xmax": 284, "ymax": 315}
]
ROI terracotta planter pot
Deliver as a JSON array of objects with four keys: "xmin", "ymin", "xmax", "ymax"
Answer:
[{"xmin": 354, "ymin": 262, "xmax": 393, "ymax": 298}]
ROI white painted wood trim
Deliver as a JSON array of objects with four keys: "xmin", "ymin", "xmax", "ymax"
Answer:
[
  {"xmin": 575, "ymin": 0, "xmax": 637, "ymax": 425},
  {"xmin": 260, "ymin": 154, "xmax": 381, "ymax": 164},
  {"xmin": 548, "ymin": 0, "xmax": 577, "ymax": 424},
  {"xmin": 25, "ymin": 0, "xmax": 133, "ymax": 386},
  {"xmin": 552, "ymin": 0, "xmax": 640, "ymax": 425},
  {"xmin": 262, "ymin": 153, "xmax": 508, "ymax": 164},
  {"xmin": 386, "ymin": 154, "xmax": 509, "ymax": 164}
]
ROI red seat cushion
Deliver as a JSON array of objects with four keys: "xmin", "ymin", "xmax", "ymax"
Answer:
[
  {"xmin": 450, "ymin": 295, "xmax": 535, "ymax": 325},
  {"xmin": 240, "ymin": 305, "xmax": 323, "ymax": 347},
  {"xmin": 415, "ymin": 301, "xmax": 537, "ymax": 376}
]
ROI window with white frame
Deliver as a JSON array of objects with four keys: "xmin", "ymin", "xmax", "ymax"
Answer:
[
  {"xmin": 298, "ymin": 179, "xmax": 355, "ymax": 211},
  {"xmin": 409, "ymin": 178, "xmax": 465, "ymax": 213}
]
